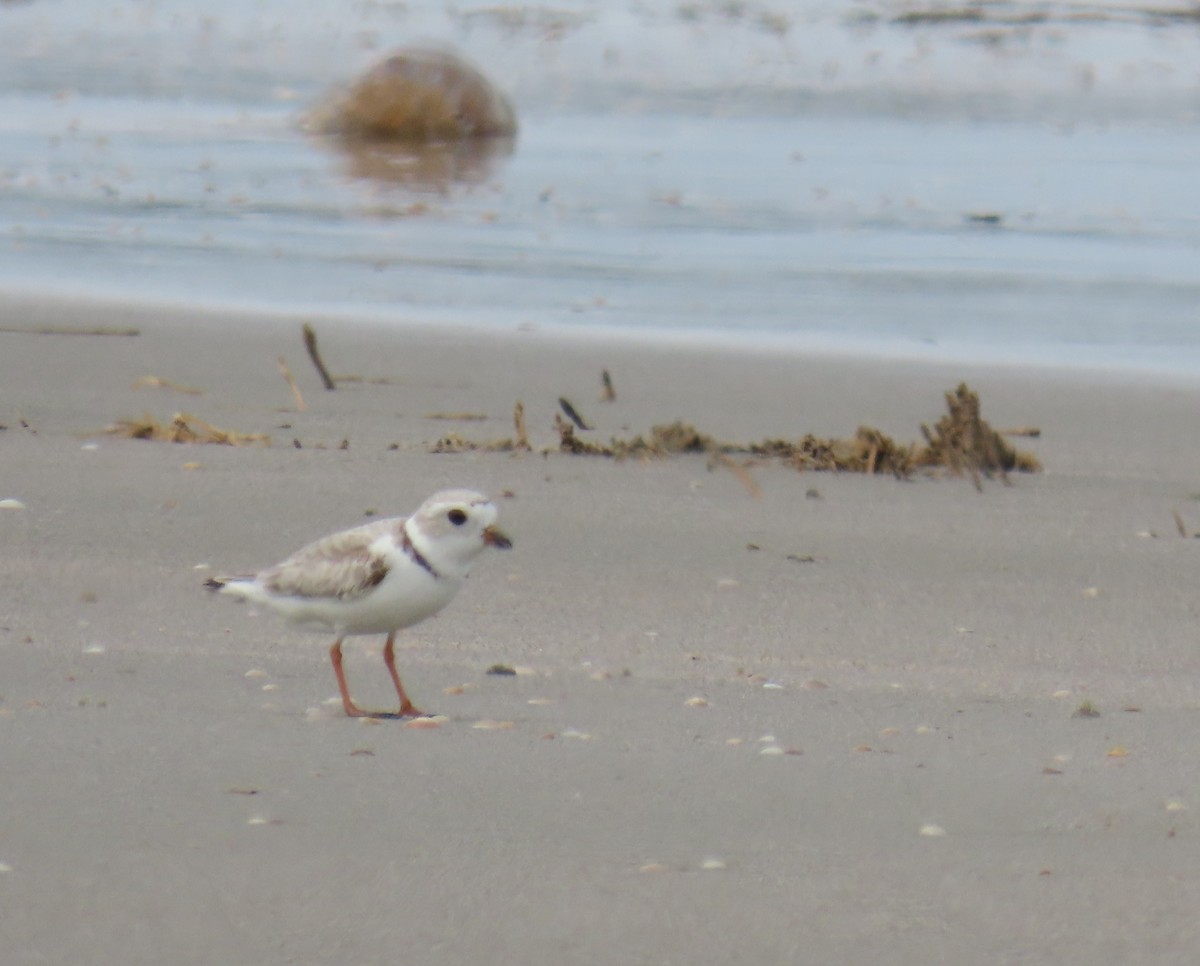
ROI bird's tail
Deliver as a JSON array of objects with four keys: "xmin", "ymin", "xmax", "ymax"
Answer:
[{"xmin": 204, "ymin": 575, "xmax": 256, "ymax": 598}]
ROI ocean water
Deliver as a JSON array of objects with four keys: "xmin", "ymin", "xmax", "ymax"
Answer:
[{"xmin": 2, "ymin": 0, "xmax": 1199, "ymax": 371}]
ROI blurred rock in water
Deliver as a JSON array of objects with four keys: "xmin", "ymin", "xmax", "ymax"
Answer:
[
  {"xmin": 306, "ymin": 46, "xmax": 517, "ymax": 142},
  {"xmin": 322, "ymin": 135, "xmax": 515, "ymax": 191}
]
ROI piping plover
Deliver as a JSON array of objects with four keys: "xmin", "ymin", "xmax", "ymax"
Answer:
[{"xmin": 205, "ymin": 489, "xmax": 511, "ymax": 718}]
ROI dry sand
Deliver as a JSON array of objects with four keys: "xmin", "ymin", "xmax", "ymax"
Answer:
[{"xmin": 2, "ymin": 293, "xmax": 1200, "ymax": 964}]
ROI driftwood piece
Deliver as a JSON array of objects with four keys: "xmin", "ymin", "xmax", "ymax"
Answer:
[{"xmin": 303, "ymin": 324, "xmax": 336, "ymax": 391}]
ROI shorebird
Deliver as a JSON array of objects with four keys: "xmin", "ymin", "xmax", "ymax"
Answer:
[{"xmin": 205, "ymin": 489, "xmax": 511, "ymax": 718}]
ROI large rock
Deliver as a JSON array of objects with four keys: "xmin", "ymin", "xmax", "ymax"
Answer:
[{"xmin": 308, "ymin": 47, "xmax": 517, "ymax": 142}]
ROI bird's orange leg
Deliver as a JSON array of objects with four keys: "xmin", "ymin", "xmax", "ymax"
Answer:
[
  {"xmin": 382, "ymin": 632, "xmax": 424, "ymax": 717},
  {"xmin": 329, "ymin": 638, "xmax": 369, "ymax": 718}
]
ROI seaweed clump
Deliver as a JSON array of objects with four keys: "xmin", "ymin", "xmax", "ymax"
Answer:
[
  {"xmin": 916, "ymin": 383, "xmax": 1041, "ymax": 488},
  {"xmin": 749, "ymin": 427, "xmax": 917, "ymax": 477},
  {"xmin": 432, "ymin": 402, "xmax": 531, "ymax": 454},
  {"xmin": 429, "ymin": 382, "xmax": 1039, "ymax": 486},
  {"xmin": 545, "ymin": 382, "xmax": 1039, "ymax": 484},
  {"xmin": 558, "ymin": 418, "xmax": 722, "ymax": 459},
  {"xmin": 431, "ymin": 433, "xmax": 520, "ymax": 454},
  {"xmin": 105, "ymin": 413, "xmax": 269, "ymax": 446}
]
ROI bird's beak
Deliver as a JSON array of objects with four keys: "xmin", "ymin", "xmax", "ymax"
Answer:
[{"xmin": 483, "ymin": 526, "xmax": 512, "ymax": 550}]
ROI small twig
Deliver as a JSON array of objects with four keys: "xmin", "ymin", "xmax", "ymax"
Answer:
[
  {"xmin": 514, "ymin": 401, "xmax": 531, "ymax": 451},
  {"xmin": 1172, "ymin": 508, "xmax": 1188, "ymax": 538},
  {"xmin": 998, "ymin": 426, "xmax": 1041, "ymax": 438},
  {"xmin": 600, "ymin": 369, "xmax": 616, "ymax": 402},
  {"xmin": 710, "ymin": 453, "xmax": 762, "ymax": 499},
  {"xmin": 558, "ymin": 397, "xmax": 592, "ymax": 430},
  {"xmin": 302, "ymin": 323, "xmax": 336, "ymax": 391},
  {"xmin": 278, "ymin": 356, "xmax": 306, "ymax": 412}
]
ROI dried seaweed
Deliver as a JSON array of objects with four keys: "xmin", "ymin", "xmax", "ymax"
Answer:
[
  {"xmin": 105, "ymin": 412, "xmax": 270, "ymax": 446},
  {"xmin": 438, "ymin": 382, "xmax": 1040, "ymax": 485},
  {"xmin": 431, "ymin": 401, "xmax": 530, "ymax": 453},
  {"xmin": 552, "ymin": 418, "xmax": 718, "ymax": 459},
  {"xmin": 916, "ymin": 383, "xmax": 1041, "ymax": 489},
  {"xmin": 552, "ymin": 416, "xmax": 919, "ymax": 476},
  {"xmin": 742, "ymin": 428, "xmax": 915, "ymax": 477},
  {"xmin": 642, "ymin": 421, "xmax": 720, "ymax": 454},
  {"xmin": 430, "ymin": 432, "xmax": 517, "ymax": 454},
  {"xmin": 554, "ymin": 414, "xmax": 612, "ymax": 455}
]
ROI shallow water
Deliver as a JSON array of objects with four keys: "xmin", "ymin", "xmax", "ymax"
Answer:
[{"xmin": 2, "ymin": 0, "xmax": 1199, "ymax": 371}]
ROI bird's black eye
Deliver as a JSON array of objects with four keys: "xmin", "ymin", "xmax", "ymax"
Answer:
[{"xmin": 448, "ymin": 508, "xmax": 468, "ymax": 526}]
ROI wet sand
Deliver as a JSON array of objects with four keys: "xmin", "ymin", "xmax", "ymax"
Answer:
[{"xmin": 2, "ymin": 293, "xmax": 1200, "ymax": 964}]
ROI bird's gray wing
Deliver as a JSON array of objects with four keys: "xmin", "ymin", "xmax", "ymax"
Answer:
[{"xmin": 259, "ymin": 518, "xmax": 401, "ymax": 600}]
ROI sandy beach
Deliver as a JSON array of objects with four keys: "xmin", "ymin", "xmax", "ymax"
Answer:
[{"xmin": 3, "ymin": 292, "xmax": 1200, "ymax": 964}]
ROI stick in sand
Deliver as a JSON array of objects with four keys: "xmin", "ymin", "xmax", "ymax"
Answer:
[
  {"xmin": 1172, "ymin": 508, "xmax": 1188, "ymax": 538},
  {"xmin": 558, "ymin": 397, "xmax": 592, "ymax": 431},
  {"xmin": 514, "ymin": 401, "xmax": 531, "ymax": 451},
  {"xmin": 303, "ymin": 323, "xmax": 336, "ymax": 391},
  {"xmin": 278, "ymin": 356, "xmax": 307, "ymax": 411},
  {"xmin": 600, "ymin": 369, "xmax": 616, "ymax": 402}
]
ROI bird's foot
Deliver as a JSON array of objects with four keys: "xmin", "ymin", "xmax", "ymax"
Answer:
[{"xmin": 343, "ymin": 705, "xmax": 428, "ymax": 720}]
